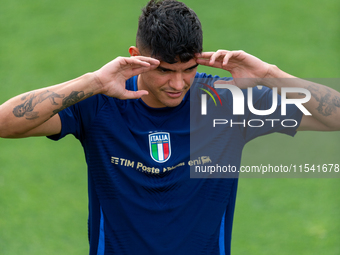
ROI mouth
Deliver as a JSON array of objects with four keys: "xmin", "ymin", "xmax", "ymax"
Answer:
[{"xmin": 165, "ymin": 91, "xmax": 183, "ymax": 98}]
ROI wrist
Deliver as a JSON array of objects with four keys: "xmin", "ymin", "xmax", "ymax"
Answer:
[
  {"xmin": 260, "ymin": 64, "xmax": 295, "ymax": 88},
  {"xmin": 265, "ymin": 64, "xmax": 295, "ymax": 79},
  {"xmin": 86, "ymin": 72, "xmax": 107, "ymax": 95}
]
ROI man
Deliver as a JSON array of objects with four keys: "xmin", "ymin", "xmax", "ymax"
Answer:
[{"xmin": 0, "ymin": 0, "xmax": 339, "ymax": 254}]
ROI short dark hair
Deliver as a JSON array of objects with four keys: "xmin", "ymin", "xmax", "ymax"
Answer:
[{"xmin": 136, "ymin": 0, "xmax": 203, "ymax": 64}]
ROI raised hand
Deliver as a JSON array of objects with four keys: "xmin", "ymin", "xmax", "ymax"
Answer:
[
  {"xmin": 94, "ymin": 56, "xmax": 160, "ymax": 99},
  {"xmin": 196, "ymin": 50, "xmax": 274, "ymax": 88}
]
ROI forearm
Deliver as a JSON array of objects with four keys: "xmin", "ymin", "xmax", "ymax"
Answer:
[
  {"xmin": 0, "ymin": 72, "xmax": 102, "ymax": 138},
  {"xmin": 263, "ymin": 65, "xmax": 340, "ymax": 130}
]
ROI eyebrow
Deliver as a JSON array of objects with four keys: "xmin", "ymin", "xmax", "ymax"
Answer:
[{"xmin": 157, "ymin": 63, "xmax": 199, "ymax": 72}]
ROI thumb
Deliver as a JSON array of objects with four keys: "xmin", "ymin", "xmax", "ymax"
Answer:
[
  {"xmin": 118, "ymin": 89, "xmax": 149, "ymax": 100},
  {"xmin": 213, "ymin": 79, "xmax": 236, "ymax": 86},
  {"xmin": 214, "ymin": 78, "xmax": 261, "ymax": 89}
]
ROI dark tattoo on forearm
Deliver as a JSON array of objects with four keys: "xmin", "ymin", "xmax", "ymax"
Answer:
[
  {"xmin": 52, "ymin": 91, "xmax": 93, "ymax": 115},
  {"xmin": 332, "ymin": 96, "xmax": 340, "ymax": 108},
  {"xmin": 307, "ymin": 84, "xmax": 340, "ymax": 116},
  {"xmin": 13, "ymin": 91, "xmax": 65, "ymax": 120},
  {"xmin": 13, "ymin": 90, "xmax": 93, "ymax": 120}
]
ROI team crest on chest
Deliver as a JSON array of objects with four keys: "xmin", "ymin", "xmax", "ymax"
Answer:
[{"xmin": 149, "ymin": 132, "xmax": 171, "ymax": 163}]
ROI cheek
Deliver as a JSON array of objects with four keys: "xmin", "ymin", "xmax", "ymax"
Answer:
[
  {"xmin": 144, "ymin": 72, "xmax": 169, "ymax": 88},
  {"xmin": 183, "ymin": 72, "xmax": 196, "ymax": 86},
  {"xmin": 151, "ymin": 76, "xmax": 170, "ymax": 89}
]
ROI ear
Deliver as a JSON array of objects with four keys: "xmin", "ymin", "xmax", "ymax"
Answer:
[{"xmin": 129, "ymin": 46, "xmax": 141, "ymax": 57}]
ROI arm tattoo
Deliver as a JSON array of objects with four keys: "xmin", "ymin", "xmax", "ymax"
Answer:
[
  {"xmin": 52, "ymin": 91, "xmax": 93, "ymax": 115},
  {"xmin": 13, "ymin": 90, "xmax": 93, "ymax": 120},
  {"xmin": 13, "ymin": 90, "xmax": 65, "ymax": 120},
  {"xmin": 307, "ymin": 84, "xmax": 340, "ymax": 116}
]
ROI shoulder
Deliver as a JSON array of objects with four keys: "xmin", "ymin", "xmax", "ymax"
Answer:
[
  {"xmin": 75, "ymin": 93, "xmax": 111, "ymax": 109},
  {"xmin": 191, "ymin": 72, "xmax": 233, "ymax": 96},
  {"xmin": 195, "ymin": 72, "xmax": 220, "ymax": 79}
]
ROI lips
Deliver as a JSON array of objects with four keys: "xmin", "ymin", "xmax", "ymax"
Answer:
[{"xmin": 165, "ymin": 91, "xmax": 183, "ymax": 98}]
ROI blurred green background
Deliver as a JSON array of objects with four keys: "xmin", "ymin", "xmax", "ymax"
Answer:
[{"xmin": 0, "ymin": 0, "xmax": 339, "ymax": 254}]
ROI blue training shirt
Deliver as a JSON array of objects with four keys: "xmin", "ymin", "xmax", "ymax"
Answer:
[{"xmin": 48, "ymin": 72, "xmax": 303, "ymax": 255}]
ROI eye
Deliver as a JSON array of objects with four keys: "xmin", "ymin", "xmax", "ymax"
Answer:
[
  {"xmin": 185, "ymin": 67, "xmax": 196, "ymax": 73},
  {"xmin": 157, "ymin": 67, "xmax": 170, "ymax": 73},
  {"xmin": 184, "ymin": 64, "xmax": 199, "ymax": 73}
]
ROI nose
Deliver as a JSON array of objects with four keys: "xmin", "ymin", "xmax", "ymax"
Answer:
[{"xmin": 169, "ymin": 72, "xmax": 185, "ymax": 91}]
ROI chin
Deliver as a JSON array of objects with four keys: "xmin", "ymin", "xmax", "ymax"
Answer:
[{"xmin": 162, "ymin": 99, "xmax": 183, "ymax": 108}]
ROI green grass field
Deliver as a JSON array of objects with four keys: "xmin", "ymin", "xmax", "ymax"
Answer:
[{"xmin": 0, "ymin": 0, "xmax": 339, "ymax": 254}]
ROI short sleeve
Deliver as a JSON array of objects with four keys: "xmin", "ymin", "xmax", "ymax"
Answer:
[
  {"xmin": 241, "ymin": 86, "xmax": 303, "ymax": 143},
  {"xmin": 47, "ymin": 94, "xmax": 108, "ymax": 141}
]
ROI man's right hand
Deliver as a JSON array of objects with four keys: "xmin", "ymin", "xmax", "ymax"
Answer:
[
  {"xmin": 0, "ymin": 56, "xmax": 159, "ymax": 138},
  {"xmin": 94, "ymin": 56, "xmax": 160, "ymax": 99}
]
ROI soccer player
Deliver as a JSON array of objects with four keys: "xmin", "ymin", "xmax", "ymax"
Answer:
[{"xmin": 0, "ymin": 0, "xmax": 339, "ymax": 254}]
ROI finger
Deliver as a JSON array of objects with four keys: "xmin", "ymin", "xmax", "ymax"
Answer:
[
  {"xmin": 120, "ymin": 58, "xmax": 159, "ymax": 71},
  {"xmin": 130, "ymin": 64, "xmax": 158, "ymax": 76},
  {"xmin": 119, "ymin": 89, "xmax": 149, "ymax": 100},
  {"xmin": 196, "ymin": 52, "xmax": 220, "ymax": 67},
  {"xmin": 196, "ymin": 59, "xmax": 224, "ymax": 69},
  {"xmin": 130, "ymin": 56, "xmax": 160, "ymax": 66},
  {"xmin": 196, "ymin": 57, "xmax": 223, "ymax": 69},
  {"xmin": 196, "ymin": 58, "xmax": 212, "ymax": 66},
  {"xmin": 209, "ymin": 50, "xmax": 229, "ymax": 65},
  {"xmin": 196, "ymin": 52, "xmax": 222, "ymax": 67},
  {"xmin": 195, "ymin": 52, "xmax": 215, "ymax": 59},
  {"xmin": 213, "ymin": 79, "xmax": 235, "ymax": 86},
  {"xmin": 221, "ymin": 51, "xmax": 233, "ymax": 68},
  {"xmin": 124, "ymin": 58, "xmax": 151, "ymax": 68}
]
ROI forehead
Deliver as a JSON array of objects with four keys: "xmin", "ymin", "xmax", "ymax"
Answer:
[{"xmin": 158, "ymin": 58, "xmax": 197, "ymax": 71}]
